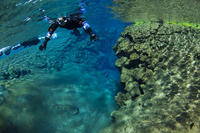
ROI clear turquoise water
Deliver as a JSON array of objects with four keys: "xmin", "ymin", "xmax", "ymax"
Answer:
[{"xmin": 0, "ymin": 0, "xmax": 128, "ymax": 133}]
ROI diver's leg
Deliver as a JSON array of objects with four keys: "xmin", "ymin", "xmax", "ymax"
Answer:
[
  {"xmin": 12, "ymin": 43, "xmax": 22, "ymax": 50},
  {"xmin": 12, "ymin": 37, "xmax": 40, "ymax": 51},
  {"xmin": 21, "ymin": 37, "xmax": 40, "ymax": 47}
]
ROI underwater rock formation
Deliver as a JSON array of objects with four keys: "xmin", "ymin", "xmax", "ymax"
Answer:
[
  {"xmin": 111, "ymin": 0, "xmax": 200, "ymax": 23},
  {"xmin": 102, "ymin": 22, "xmax": 200, "ymax": 133}
]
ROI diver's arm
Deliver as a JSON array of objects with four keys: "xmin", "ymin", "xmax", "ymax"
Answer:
[
  {"xmin": 39, "ymin": 22, "xmax": 59, "ymax": 50},
  {"xmin": 82, "ymin": 21, "xmax": 97, "ymax": 41}
]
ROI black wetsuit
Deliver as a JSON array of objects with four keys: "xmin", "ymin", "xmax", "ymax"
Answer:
[
  {"xmin": 21, "ymin": 37, "xmax": 40, "ymax": 47},
  {"xmin": 39, "ymin": 14, "xmax": 97, "ymax": 50}
]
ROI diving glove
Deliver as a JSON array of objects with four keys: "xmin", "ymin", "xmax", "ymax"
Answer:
[{"xmin": 90, "ymin": 33, "xmax": 98, "ymax": 41}]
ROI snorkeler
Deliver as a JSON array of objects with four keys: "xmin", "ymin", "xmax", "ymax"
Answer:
[
  {"xmin": 39, "ymin": 12, "xmax": 98, "ymax": 51},
  {"xmin": 0, "ymin": 0, "xmax": 97, "ymax": 56}
]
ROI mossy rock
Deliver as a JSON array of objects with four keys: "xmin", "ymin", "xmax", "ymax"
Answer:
[{"xmin": 102, "ymin": 22, "xmax": 200, "ymax": 133}]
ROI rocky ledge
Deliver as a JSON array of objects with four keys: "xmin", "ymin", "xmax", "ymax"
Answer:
[{"xmin": 103, "ymin": 22, "xmax": 200, "ymax": 133}]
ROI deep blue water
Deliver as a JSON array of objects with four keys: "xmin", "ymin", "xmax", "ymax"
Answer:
[{"xmin": 0, "ymin": 0, "xmax": 129, "ymax": 133}]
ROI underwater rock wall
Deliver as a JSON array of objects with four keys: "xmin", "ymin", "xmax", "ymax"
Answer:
[
  {"xmin": 102, "ymin": 22, "xmax": 200, "ymax": 133},
  {"xmin": 111, "ymin": 0, "xmax": 200, "ymax": 23}
]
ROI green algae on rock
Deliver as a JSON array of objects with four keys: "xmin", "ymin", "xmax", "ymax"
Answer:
[
  {"xmin": 102, "ymin": 22, "xmax": 200, "ymax": 133},
  {"xmin": 111, "ymin": 0, "xmax": 200, "ymax": 24}
]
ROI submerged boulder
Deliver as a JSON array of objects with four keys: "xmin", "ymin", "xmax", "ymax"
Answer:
[{"xmin": 103, "ymin": 22, "xmax": 200, "ymax": 133}]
